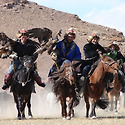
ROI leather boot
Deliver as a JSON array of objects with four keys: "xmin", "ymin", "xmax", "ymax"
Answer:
[
  {"xmin": 34, "ymin": 72, "xmax": 46, "ymax": 87},
  {"xmin": 2, "ymin": 74, "xmax": 13, "ymax": 90}
]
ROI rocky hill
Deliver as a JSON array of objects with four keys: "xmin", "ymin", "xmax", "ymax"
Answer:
[{"xmin": 0, "ymin": 0, "xmax": 125, "ymax": 89}]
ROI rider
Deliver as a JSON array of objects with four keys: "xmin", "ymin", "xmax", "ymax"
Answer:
[
  {"xmin": 107, "ymin": 42, "xmax": 125, "ymax": 65},
  {"xmin": 48, "ymin": 28, "xmax": 81, "ymax": 76},
  {"xmin": 2, "ymin": 29, "xmax": 45, "ymax": 90},
  {"xmin": 107, "ymin": 42, "xmax": 125, "ymax": 92},
  {"xmin": 79, "ymin": 33, "xmax": 106, "ymax": 85}
]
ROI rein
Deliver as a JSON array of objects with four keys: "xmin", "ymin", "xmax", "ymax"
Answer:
[{"xmin": 101, "ymin": 59, "xmax": 118, "ymax": 70}]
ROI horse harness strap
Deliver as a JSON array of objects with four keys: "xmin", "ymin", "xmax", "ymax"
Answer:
[
  {"xmin": 14, "ymin": 70, "xmax": 32, "ymax": 86},
  {"xmin": 101, "ymin": 60, "xmax": 117, "ymax": 70}
]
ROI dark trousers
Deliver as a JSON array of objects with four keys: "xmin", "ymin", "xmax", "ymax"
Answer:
[{"xmin": 82, "ymin": 65, "xmax": 91, "ymax": 77}]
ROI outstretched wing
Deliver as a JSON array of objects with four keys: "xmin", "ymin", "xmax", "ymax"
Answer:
[
  {"xmin": 27, "ymin": 27, "xmax": 52, "ymax": 45},
  {"xmin": 0, "ymin": 32, "xmax": 15, "ymax": 58}
]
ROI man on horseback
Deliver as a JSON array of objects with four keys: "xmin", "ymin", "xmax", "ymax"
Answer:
[
  {"xmin": 2, "ymin": 29, "xmax": 45, "ymax": 90},
  {"xmin": 79, "ymin": 33, "xmax": 106, "ymax": 87},
  {"xmin": 107, "ymin": 42, "xmax": 125, "ymax": 92},
  {"xmin": 48, "ymin": 28, "xmax": 81, "ymax": 76}
]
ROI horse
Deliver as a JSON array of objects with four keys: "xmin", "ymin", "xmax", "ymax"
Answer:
[
  {"xmin": 10, "ymin": 55, "xmax": 36, "ymax": 119},
  {"xmin": 107, "ymin": 72, "xmax": 122, "ymax": 113},
  {"xmin": 51, "ymin": 62, "xmax": 79, "ymax": 120},
  {"xmin": 82, "ymin": 54, "xmax": 120, "ymax": 118}
]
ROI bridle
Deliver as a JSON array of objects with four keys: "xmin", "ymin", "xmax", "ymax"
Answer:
[
  {"xmin": 101, "ymin": 59, "xmax": 118, "ymax": 71},
  {"xmin": 14, "ymin": 67, "xmax": 32, "ymax": 86},
  {"xmin": 63, "ymin": 64, "xmax": 75, "ymax": 85}
]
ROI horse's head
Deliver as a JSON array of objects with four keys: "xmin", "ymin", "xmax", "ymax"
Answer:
[
  {"xmin": 15, "ymin": 55, "xmax": 36, "ymax": 86},
  {"xmin": 63, "ymin": 62, "xmax": 76, "ymax": 85},
  {"xmin": 100, "ymin": 53, "xmax": 119, "ymax": 71}
]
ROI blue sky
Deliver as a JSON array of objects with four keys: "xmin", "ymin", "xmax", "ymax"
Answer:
[{"xmin": 30, "ymin": 0, "xmax": 125, "ymax": 35}]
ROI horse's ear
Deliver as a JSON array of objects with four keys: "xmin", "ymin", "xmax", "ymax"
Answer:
[{"xmin": 99, "ymin": 53, "xmax": 104, "ymax": 59}]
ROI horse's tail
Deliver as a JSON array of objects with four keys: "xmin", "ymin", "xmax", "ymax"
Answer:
[
  {"xmin": 73, "ymin": 95, "xmax": 80, "ymax": 107},
  {"xmin": 96, "ymin": 99, "xmax": 109, "ymax": 109}
]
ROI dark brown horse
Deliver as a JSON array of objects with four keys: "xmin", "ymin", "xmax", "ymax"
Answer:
[
  {"xmin": 11, "ymin": 55, "xmax": 36, "ymax": 119},
  {"xmin": 83, "ymin": 54, "xmax": 120, "ymax": 118},
  {"xmin": 52, "ymin": 62, "xmax": 79, "ymax": 120}
]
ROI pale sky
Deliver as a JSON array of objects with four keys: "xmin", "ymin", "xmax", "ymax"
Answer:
[{"xmin": 29, "ymin": 0, "xmax": 125, "ymax": 35}]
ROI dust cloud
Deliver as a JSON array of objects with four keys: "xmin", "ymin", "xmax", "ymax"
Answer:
[
  {"xmin": 0, "ymin": 82, "xmax": 125, "ymax": 119},
  {"xmin": 0, "ymin": 82, "xmax": 84, "ymax": 119}
]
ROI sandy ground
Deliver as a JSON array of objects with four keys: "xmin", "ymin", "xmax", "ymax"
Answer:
[{"xmin": 1, "ymin": 83, "xmax": 125, "ymax": 125}]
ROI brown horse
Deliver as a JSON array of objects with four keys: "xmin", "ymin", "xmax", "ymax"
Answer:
[
  {"xmin": 107, "ymin": 72, "xmax": 122, "ymax": 113},
  {"xmin": 52, "ymin": 62, "xmax": 79, "ymax": 120},
  {"xmin": 83, "ymin": 54, "xmax": 120, "ymax": 118}
]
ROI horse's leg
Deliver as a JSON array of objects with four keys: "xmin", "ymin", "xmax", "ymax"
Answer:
[
  {"xmin": 90, "ymin": 99, "xmax": 96, "ymax": 119},
  {"xmin": 71, "ymin": 108, "xmax": 74, "ymax": 117},
  {"xmin": 108, "ymin": 94, "xmax": 114, "ymax": 111},
  {"xmin": 13, "ymin": 93, "xmax": 21, "ymax": 119},
  {"xmin": 27, "ymin": 94, "xmax": 33, "ymax": 119},
  {"xmin": 60, "ymin": 97, "xmax": 67, "ymax": 119},
  {"xmin": 15, "ymin": 93, "xmax": 22, "ymax": 119},
  {"xmin": 67, "ymin": 97, "xmax": 74, "ymax": 120},
  {"xmin": 84, "ymin": 95, "xmax": 90, "ymax": 118},
  {"xmin": 123, "ymin": 93, "xmax": 125, "ymax": 108},
  {"xmin": 21, "ymin": 96, "xmax": 26, "ymax": 119},
  {"xmin": 115, "ymin": 93, "xmax": 120, "ymax": 113}
]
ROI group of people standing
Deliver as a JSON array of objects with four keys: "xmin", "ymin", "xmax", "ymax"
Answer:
[{"xmin": 2, "ymin": 28, "xmax": 125, "ymax": 93}]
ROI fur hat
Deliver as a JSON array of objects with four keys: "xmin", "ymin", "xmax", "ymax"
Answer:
[
  {"xmin": 87, "ymin": 33, "xmax": 100, "ymax": 42},
  {"xmin": 108, "ymin": 43, "xmax": 120, "ymax": 51}
]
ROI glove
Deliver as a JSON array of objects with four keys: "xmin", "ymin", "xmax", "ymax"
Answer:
[{"xmin": 9, "ymin": 52, "xmax": 18, "ymax": 59}]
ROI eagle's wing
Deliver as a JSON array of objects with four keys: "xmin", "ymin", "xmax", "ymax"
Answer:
[{"xmin": 27, "ymin": 27, "xmax": 52, "ymax": 45}]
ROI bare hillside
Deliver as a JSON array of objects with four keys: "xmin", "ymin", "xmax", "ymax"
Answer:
[{"xmin": 0, "ymin": 0, "xmax": 125, "ymax": 89}]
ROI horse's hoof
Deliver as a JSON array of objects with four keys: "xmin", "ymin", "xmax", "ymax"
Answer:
[
  {"xmin": 115, "ymin": 111, "xmax": 118, "ymax": 114},
  {"xmin": 66, "ymin": 116, "xmax": 71, "ymax": 120},
  {"xmin": 17, "ymin": 117, "xmax": 21, "ymax": 120},
  {"xmin": 62, "ymin": 117, "xmax": 66, "ymax": 120},
  {"xmin": 22, "ymin": 117, "xmax": 26, "ymax": 120},
  {"xmin": 71, "ymin": 114, "xmax": 74, "ymax": 117},
  {"xmin": 28, "ymin": 115, "xmax": 33, "ymax": 119},
  {"xmin": 91, "ymin": 116, "xmax": 97, "ymax": 119}
]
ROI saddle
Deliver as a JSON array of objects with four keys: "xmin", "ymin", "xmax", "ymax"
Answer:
[{"xmin": 72, "ymin": 59, "xmax": 100, "ymax": 76}]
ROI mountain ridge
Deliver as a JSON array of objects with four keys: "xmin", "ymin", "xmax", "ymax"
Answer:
[{"xmin": 0, "ymin": 0, "xmax": 124, "ymax": 89}]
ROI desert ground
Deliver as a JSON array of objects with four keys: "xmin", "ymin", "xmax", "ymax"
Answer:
[{"xmin": 1, "ymin": 82, "xmax": 125, "ymax": 125}]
